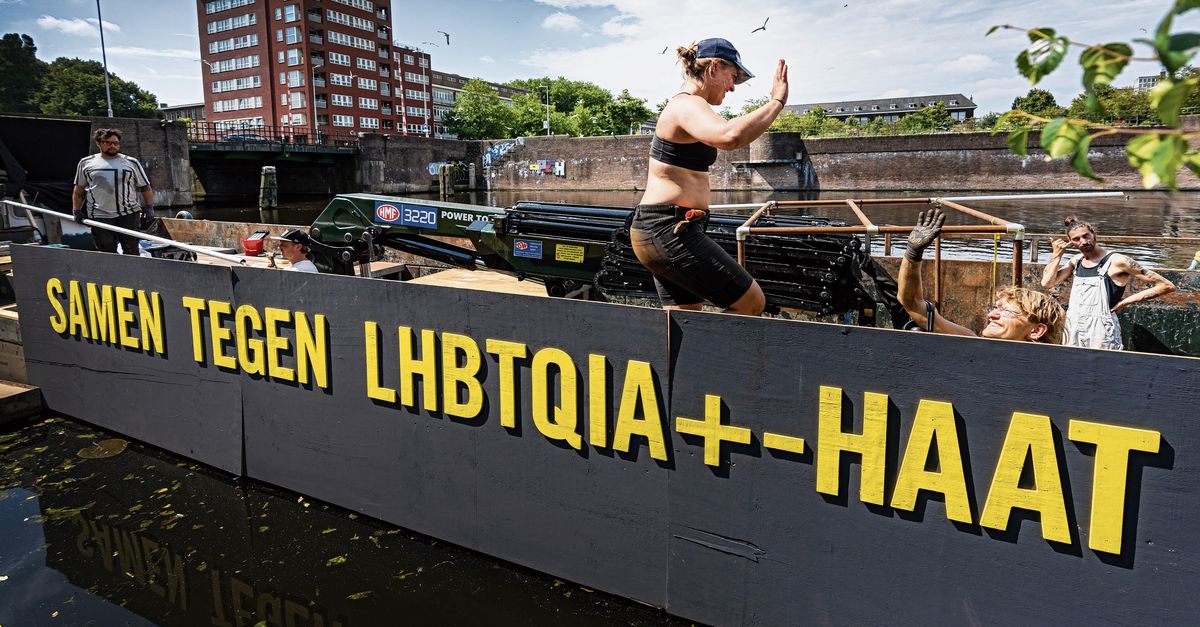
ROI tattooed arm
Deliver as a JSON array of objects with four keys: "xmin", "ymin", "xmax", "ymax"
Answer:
[{"xmin": 1110, "ymin": 255, "xmax": 1177, "ymax": 312}]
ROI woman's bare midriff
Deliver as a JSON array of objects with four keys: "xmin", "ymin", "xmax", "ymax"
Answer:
[{"xmin": 639, "ymin": 159, "xmax": 711, "ymax": 209}]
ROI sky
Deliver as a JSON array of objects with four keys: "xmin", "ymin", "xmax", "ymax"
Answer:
[{"xmin": 0, "ymin": 0, "xmax": 1193, "ymax": 115}]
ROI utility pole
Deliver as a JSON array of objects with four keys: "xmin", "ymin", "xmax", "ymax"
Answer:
[
  {"xmin": 544, "ymin": 85, "xmax": 551, "ymax": 136},
  {"xmin": 96, "ymin": 0, "xmax": 113, "ymax": 117}
]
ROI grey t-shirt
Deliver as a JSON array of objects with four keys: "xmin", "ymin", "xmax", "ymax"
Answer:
[{"xmin": 74, "ymin": 153, "xmax": 150, "ymax": 218}]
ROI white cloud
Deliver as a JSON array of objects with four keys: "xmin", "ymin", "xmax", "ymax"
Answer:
[
  {"xmin": 36, "ymin": 15, "xmax": 121, "ymax": 36},
  {"xmin": 601, "ymin": 14, "xmax": 640, "ymax": 37},
  {"xmin": 533, "ymin": 0, "xmax": 605, "ymax": 7},
  {"xmin": 862, "ymin": 49, "xmax": 885, "ymax": 59},
  {"xmin": 938, "ymin": 53, "xmax": 998, "ymax": 73},
  {"xmin": 542, "ymin": 12, "xmax": 583, "ymax": 31},
  {"xmin": 882, "ymin": 88, "xmax": 912, "ymax": 98},
  {"xmin": 97, "ymin": 46, "xmax": 199, "ymax": 60},
  {"xmin": 480, "ymin": 55, "xmax": 495, "ymax": 63}
]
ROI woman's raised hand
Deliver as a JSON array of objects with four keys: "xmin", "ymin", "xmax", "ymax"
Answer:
[{"xmin": 771, "ymin": 59, "xmax": 789, "ymax": 105}]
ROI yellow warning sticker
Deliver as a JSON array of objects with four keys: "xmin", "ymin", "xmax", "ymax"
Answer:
[{"xmin": 556, "ymin": 244, "xmax": 585, "ymax": 263}]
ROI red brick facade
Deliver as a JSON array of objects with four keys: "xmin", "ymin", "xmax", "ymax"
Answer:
[{"xmin": 196, "ymin": 0, "xmax": 396, "ymax": 138}]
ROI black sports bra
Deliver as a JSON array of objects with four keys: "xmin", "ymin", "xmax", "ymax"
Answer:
[{"xmin": 649, "ymin": 134, "xmax": 718, "ymax": 171}]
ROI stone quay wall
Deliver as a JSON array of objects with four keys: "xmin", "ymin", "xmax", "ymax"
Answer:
[{"xmin": 84, "ymin": 116, "xmax": 192, "ymax": 207}]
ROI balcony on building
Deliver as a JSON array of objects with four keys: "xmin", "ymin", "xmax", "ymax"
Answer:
[
  {"xmin": 376, "ymin": 8, "xmax": 388, "ymax": 20},
  {"xmin": 307, "ymin": 9, "xmax": 321, "ymax": 22},
  {"xmin": 381, "ymin": 86, "xmax": 391, "ymax": 96},
  {"xmin": 309, "ymin": 31, "xmax": 323, "ymax": 45},
  {"xmin": 313, "ymin": 75, "xmax": 326, "ymax": 87},
  {"xmin": 381, "ymin": 107, "xmax": 392, "ymax": 115},
  {"xmin": 310, "ymin": 54, "xmax": 325, "ymax": 67},
  {"xmin": 378, "ymin": 28, "xmax": 389, "ymax": 40},
  {"xmin": 316, "ymin": 98, "xmax": 327, "ymax": 109},
  {"xmin": 380, "ymin": 68, "xmax": 390, "ymax": 78}
]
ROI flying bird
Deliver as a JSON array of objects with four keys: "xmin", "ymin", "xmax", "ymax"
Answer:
[
  {"xmin": 752, "ymin": 17, "xmax": 768, "ymax": 33},
  {"xmin": 438, "ymin": 30, "xmax": 450, "ymax": 45},
  {"xmin": 660, "ymin": 46, "xmax": 668, "ymax": 54}
]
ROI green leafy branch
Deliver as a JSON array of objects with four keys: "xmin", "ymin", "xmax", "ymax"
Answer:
[{"xmin": 989, "ymin": 0, "xmax": 1200, "ymax": 188}]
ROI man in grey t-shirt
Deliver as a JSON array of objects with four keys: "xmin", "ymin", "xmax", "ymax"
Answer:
[{"xmin": 72, "ymin": 128, "xmax": 155, "ymax": 254}]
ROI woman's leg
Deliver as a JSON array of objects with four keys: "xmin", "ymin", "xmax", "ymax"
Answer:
[{"xmin": 725, "ymin": 279, "xmax": 765, "ymax": 316}]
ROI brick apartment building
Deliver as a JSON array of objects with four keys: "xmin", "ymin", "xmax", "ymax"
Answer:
[
  {"xmin": 431, "ymin": 72, "xmax": 526, "ymax": 139},
  {"xmin": 197, "ymin": 0, "xmax": 402, "ymax": 139}
]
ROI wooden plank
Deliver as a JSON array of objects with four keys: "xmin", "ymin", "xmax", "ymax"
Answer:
[
  {"xmin": 0, "ymin": 340, "xmax": 26, "ymax": 383},
  {"xmin": 406, "ymin": 268, "xmax": 549, "ymax": 296},
  {"xmin": 0, "ymin": 309, "xmax": 19, "ymax": 344},
  {"xmin": 0, "ymin": 379, "xmax": 39, "ymax": 426}
]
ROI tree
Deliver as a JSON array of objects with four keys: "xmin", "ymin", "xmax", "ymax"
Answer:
[
  {"xmin": 991, "ymin": 1, "xmax": 1200, "ymax": 188},
  {"xmin": 30, "ymin": 57, "xmax": 157, "ymax": 118},
  {"xmin": 1065, "ymin": 85, "xmax": 1157, "ymax": 124},
  {"xmin": 0, "ymin": 33, "xmax": 48, "ymax": 113},
  {"xmin": 603, "ymin": 90, "xmax": 653, "ymax": 135},
  {"xmin": 1011, "ymin": 88, "xmax": 1066, "ymax": 118},
  {"xmin": 443, "ymin": 79, "xmax": 514, "ymax": 139},
  {"xmin": 895, "ymin": 103, "xmax": 954, "ymax": 132}
]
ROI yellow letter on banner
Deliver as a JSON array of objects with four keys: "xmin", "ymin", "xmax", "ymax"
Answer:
[
  {"xmin": 441, "ymin": 332, "xmax": 483, "ymax": 419},
  {"xmin": 264, "ymin": 307, "xmax": 294, "ymax": 381},
  {"xmin": 816, "ymin": 386, "xmax": 888, "ymax": 505},
  {"xmin": 611, "ymin": 360, "xmax": 668, "ymax": 461},
  {"xmin": 890, "ymin": 399, "xmax": 973, "ymax": 523},
  {"xmin": 399, "ymin": 327, "xmax": 438, "ymax": 412},
  {"xmin": 588, "ymin": 354, "xmax": 608, "ymax": 448},
  {"xmin": 180, "ymin": 297, "xmax": 207, "ymax": 363},
  {"xmin": 47, "ymin": 278, "xmax": 67, "ymax": 334},
  {"xmin": 980, "ymin": 412, "xmax": 1071, "ymax": 544},
  {"xmin": 295, "ymin": 312, "xmax": 328, "ymax": 389},
  {"xmin": 363, "ymin": 321, "xmax": 396, "ymax": 403},
  {"xmin": 235, "ymin": 305, "xmax": 265, "ymax": 376},
  {"xmin": 114, "ymin": 286, "xmax": 138, "ymax": 349},
  {"xmin": 531, "ymin": 347, "xmax": 581, "ymax": 449},
  {"xmin": 86, "ymin": 283, "xmax": 116, "ymax": 344},
  {"xmin": 207, "ymin": 300, "xmax": 236, "ymax": 370},
  {"xmin": 67, "ymin": 280, "xmax": 88, "ymax": 338},
  {"xmin": 486, "ymin": 339, "xmax": 527, "ymax": 429},
  {"xmin": 137, "ymin": 291, "xmax": 164, "ymax": 354},
  {"xmin": 1068, "ymin": 419, "xmax": 1161, "ymax": 554}
]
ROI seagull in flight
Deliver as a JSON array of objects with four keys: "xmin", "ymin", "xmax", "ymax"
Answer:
[
  {"xmin": 752, "ymin": 17, "xmax": 768, "ymax": 33},
  {"xmin": 438, "ymin": 30, "xmax": 450, "ymax": 45}
]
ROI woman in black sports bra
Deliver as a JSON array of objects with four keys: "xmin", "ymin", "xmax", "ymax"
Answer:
[{"xmin": 631, "ymin": 38, "xmax": 789, "ymax": 315}]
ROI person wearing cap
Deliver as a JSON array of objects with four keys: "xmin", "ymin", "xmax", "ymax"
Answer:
[
  {"xmin": 271, "ymin": 229, "xmax": 318, "ymax": 273},
  {"xmin": 630, "ymin": 38, "xmax": 788, "ymax": 315}
]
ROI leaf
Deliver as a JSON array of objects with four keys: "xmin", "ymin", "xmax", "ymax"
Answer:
[
  {"xmin": 1007, "ymin": 127, "xmax": 1030, "ymax": 156},
  {"xmin": 326, "ymin": 555, "xmax": 348, "ymax": 567},
  {"xmin": 1016, "ymin": 28, "xmax": 1070, "ymax": 84},
  {"xmin": 1149, "ymin": 77, "xmax": 1197, "ymax": 127},
  {"xmin": 986, "ymin": 25, "xmax": 1003, "ymax": 36},
  {"xmin": 1177, "ymin": 0, "xmax": 1200, "ymax": 15},
  {"xmin": 1163, "ymin": 32, "xmax": 1200, "ymax": 74},
  {"xmin": 1183, "ymin": 149, "xmax": 1200, "ymax": 176},
  {"xmin": 1039, "ymin": 118, "xmax": 1088, "ymax": 159},
  {"xmin": 991, "ymin": 110, "xmax": 1015, "ymax": 134},
  {"xmin": 1071, "ymin": 134, "xmax": 1102, "ymax": 181},
  {"xmin": 1126, "ymin": 134, "xmax": 1187, "ymax": 188},
  {"xmin": 1080, "ymin": 43, "xmax": 1132, "ymax": 92}
]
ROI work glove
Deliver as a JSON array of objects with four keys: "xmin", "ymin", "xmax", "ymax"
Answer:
[
  {"xmin": 905, "ymin": 208, "xmax": 946, "ymax": 262},
  {"xmin": 72, "ymin": 209, "xmax": 87, "ymax": 224}
]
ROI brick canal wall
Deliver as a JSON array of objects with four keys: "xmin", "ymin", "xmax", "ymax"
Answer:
[
  {"xmin": 357, "ymin": 134, "xmax": 483, "ymax": 194},
  {"xmin": 84, "ymin": 116, "xmax": 192, "ymax": 207},
  {"xmin": 480, "ymin": 130, "xmax": 1200, "ymax": 192}
]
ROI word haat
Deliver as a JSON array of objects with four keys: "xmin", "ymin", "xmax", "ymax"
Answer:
[
  {"xmin": 815, "ymin": 386, "xmax": 1161, "ymax": 554},
  {"xmin": 181, "ymin": 298, "xmax": 329, "ymax": 389},
  {"xmin": 46, "ymin": 278, "xmax": 164, "ymax": 354},
  {"xmin": 363, "ymin": 324, "xmax": 669, "ymax": 459}
]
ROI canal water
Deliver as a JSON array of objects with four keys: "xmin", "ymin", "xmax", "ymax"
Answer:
[
  {"xmin": 0, "ymin": 417, "xmax": 687, "ymax": 626},
  {"xmin": 192, "ymin": 190, "xmax": 1200, "ymax": 268}
]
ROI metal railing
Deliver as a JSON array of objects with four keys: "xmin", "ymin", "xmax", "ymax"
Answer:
[{"xmin": 188, "ymin": 121, "xmax": 361, "ymax": 147}]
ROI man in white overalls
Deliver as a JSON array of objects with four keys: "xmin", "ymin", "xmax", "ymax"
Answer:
[{"xmin": 1041, "ymin": 217, "xmax": 1177, "ymax": 349}]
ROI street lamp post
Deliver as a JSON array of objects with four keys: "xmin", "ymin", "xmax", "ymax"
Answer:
[
  {"xmin": 543, "ymin": 85, "xmax": 550, "ymax": 136},
  {"xmin": 96, "ymin": 0, "xmax": 113, "ymax": 117},
  {"xmin": 311, "ymin": 62, "xmax": 319, "ymax": 144}
]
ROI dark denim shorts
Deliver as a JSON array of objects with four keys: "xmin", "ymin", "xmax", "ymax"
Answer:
[{"xmin": 629, "ymin": 204, "xmax": 754, "ymax": 308}]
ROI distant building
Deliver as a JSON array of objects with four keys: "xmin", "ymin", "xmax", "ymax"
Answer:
[
  {"xmin": 393, "ymin": 45, "xmax": 431, "ymax": 136},
  {"xmin": 634, "ymin": 116, "xmax": 657, "ymax": 135},
  {"xmin": 431, "ymin": 71, "xmax": 526, "ymax": 139},
  {"xmin": 196, "ymin": 0, "xmax": 395, "ymax": 138},
  {"xmin": 784, "ymin": 94, "xmax": 976, "ymax": 124},
  {"xmin": 159, "ymin": 102, "xmax": 206, "ymax": 122},
  {"xmin": 1137, "ymin": 74, "xmax": 1165, "ymax": 91}
]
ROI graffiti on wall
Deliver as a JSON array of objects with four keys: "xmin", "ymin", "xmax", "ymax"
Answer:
[{"xmin": 524, "ymin": 160, "xmax": 566, "ymax": 177}]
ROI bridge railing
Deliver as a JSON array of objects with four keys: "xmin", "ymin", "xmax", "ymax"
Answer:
[{"xmin": 188, "ymin": 122, "xmax": 362, "ymax": 148}]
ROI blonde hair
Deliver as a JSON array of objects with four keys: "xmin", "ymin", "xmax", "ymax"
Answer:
[
  {"xmin": 996, "ymin": 287, "xmax": 1065, "ymax": 344},
  {"xmin": 677, "ymin": 42, "xmax": 728, "ymax": 82}
]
